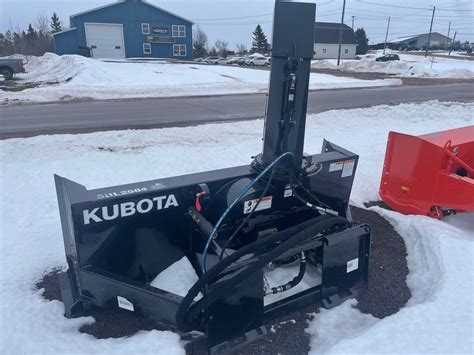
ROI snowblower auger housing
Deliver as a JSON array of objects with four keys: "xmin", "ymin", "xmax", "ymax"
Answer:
[
  {"xmin": 54, "ymin": 1, "xmax": 371, "ymax": 352},
  {"xmin": 380, "ymin": 126, "xmax": 474, "ymax": 219}
]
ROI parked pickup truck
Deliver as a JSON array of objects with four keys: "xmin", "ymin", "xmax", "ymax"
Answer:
[{"xmin": 0, "ymin": 58, "xmax": 26, "ymax": 80}]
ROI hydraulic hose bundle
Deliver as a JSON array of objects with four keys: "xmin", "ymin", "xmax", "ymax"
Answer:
[{"xmin": 176, "ymin": 214, "xmax": 348, "ymax": 331}]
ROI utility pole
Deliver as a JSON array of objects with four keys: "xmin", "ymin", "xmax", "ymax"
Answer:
[
  {"xmin": 447, "ymin": 21, "xmax": 451, "ymax": 39},
  {"xmin": 383, "ymin": 17, "xmax": 391, "ymax": 55},
  {"xmin": 449, "ymin": 31, "xmax": 457, "ymax": 55},
  {"xmin": 352, "ymin": 16, "xmax": 355, "ymax": 29},
  {"xmin": 337, "ymin": 0, "xmax": 347, "ymax": 66},
  {"xmin": 425, "ymin": 6, "xmax": 436, "ymax": 57}
]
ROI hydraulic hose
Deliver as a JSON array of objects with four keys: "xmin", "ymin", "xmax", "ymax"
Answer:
[
  {"xmin": 200, "ymin": 152, "xmax": 294, "ymax": 273},
  {"xmin": 265, "ymin": 252, "xmax": 307, "ymax": 295},
  {"xmin": 176, "ymin": 215, "xmax": 347, "ymax": 331}
]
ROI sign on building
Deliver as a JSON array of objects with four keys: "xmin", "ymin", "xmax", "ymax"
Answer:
[
  {"xmin": 147, "ymin": 36, "xmax": 176, "ymax": 44},
  {"xmin": 153, "ymin": 27, "xmax": 169, "ymax": 34}
]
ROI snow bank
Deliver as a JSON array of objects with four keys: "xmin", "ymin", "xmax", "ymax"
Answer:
[
  {"xmin": 306, "ymin": 210, "xmax": 473, "ymax": 354},
  {"xmin": 312, "ymin": 51, "xmax": 474, "ymax": 78},
  {"xmin": 0, "ymin": 101, "xmax": 472, "ymax": 353},
  {"xmin": 0, "ymin": 53, "xmax": 401, "ymax": 104}
]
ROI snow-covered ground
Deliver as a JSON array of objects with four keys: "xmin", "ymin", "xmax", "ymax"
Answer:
[
  {"xmin": 0, "ymin": 101, "xmax": 472, "ymax": 354},
  {"xmin": 0, "ymin": 53, "xmax": 401, "ymax": 105},
  {"xmin": 312, "ymin": 50, "xmax": 474, "ymax": 78}
]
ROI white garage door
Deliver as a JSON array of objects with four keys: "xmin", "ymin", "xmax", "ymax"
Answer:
[{"xmin": 85, "ymin": 23, "xmax": 126, "ymax": 59}]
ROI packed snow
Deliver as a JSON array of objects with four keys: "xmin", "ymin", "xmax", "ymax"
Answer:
[
  {"xmin": 0, "ymin": 53, "xmax": 401, "ymax": 105},
  {"xmin": 312, "ymin": 50, "xmax": 474, "ymax": 78},
  {"xmin": 0, "ymin": 101, "xmax": 473, "ymax": 354},
  {"xmin": 150, "ymin": 257, "xmax": 202, "ymax": 300}
]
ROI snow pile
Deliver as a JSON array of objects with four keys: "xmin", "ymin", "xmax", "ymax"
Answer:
[
  {"xmin": 0, "ymin": 101, "xmax": 472, "ymax": 353},
  {"xmin": 22, "ymin": 53, "xmax": 88, "ymax": 83},
  {"xmin": 312, "ymin": 51, "xmax": 474, "ymax": 78},
  {"xmin": 0, "ymin": 53, "xmax": 401, "ymax": 104},
  {"xmin": 307, "ymin": 209, "xmax": 473, "ymax": 354},
  {"xmin": 150, "ymin": 257, "xmax": 202, "ymax": 300},
  {"xmin": 264, "ymin": 264, "xmax": 322, "ymax": 306}
]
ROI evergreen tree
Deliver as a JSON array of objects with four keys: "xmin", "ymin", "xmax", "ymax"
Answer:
[
  {"xmin": 51, "ymin": 12, "xmax": 62, "ymax": 33},
  {"xmin": 355, "ymin": 28, "xmax": 369, "ymax": 55},
  {"xmin": 252, "ymin": 25, "xmax": 269, "ymax": 54},
  {"xmin": 26, "ymin": 24, "xmax": 37, "ymax": 41}
]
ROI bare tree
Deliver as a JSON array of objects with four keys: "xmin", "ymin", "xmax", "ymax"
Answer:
[
  {"xmin": 236, "ymin": 43, "xmax": 247, "ymax": 55},
  {"xmin": 1, "ymin": 15, "xmax": 53, "ymax": 56},
  {"xmin": 35, "ymin": 14, "xmax": 50, "ymax": 35},
  {"xmin": 215, "ymin": 39, "xmax": 229, "ymax": 57},
  {"xmin": 193, "ymin": 25, "xmax": 208, "ymax": 58},
  {"xmin": 33, "ymin": 14, "xmax": 54, "ymax": 55}
]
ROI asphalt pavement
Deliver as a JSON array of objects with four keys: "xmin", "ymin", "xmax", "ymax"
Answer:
[{"xmin": 1, "ymin": 83, "xmax": 473, "ymax": 139}]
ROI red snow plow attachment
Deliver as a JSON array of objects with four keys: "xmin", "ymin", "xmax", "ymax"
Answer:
[{"xmin": 380, "ymin": 126, "xmax": 474, "ymax": 219}]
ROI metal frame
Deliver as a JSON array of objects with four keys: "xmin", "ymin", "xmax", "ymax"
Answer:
[{"xmin": 55, "ymin": 1, "xmax": 372, "ymax": 352}]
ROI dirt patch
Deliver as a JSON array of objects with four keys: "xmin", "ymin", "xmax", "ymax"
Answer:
[
  {"xmin": 36, "ymin": 206, "xmax": 410, "ymax": 354},
  {"xmin": 0, "ymin": 81, "xmax": 41, "ymax": 92},
  {"xmin": 311, "ymin": 68, "xmax": 393, "ymax": 80},
  {"xmin": 219, "ymin": 74, "xmax": 240, "ymax": 80},
  {"xmin": 353, "ymin": 207, "xmax": 411, "ymax": 318},
  {"xmin": 400, "ymin": 77, "xmax": 474, "ymax": 86},
  {"xmin": 58, "ymin": 95, "xmax": 95, "ymax": 102},
  {"xmin": 311, "ymin": 67, "xmax": 474, "ymax": 86}
]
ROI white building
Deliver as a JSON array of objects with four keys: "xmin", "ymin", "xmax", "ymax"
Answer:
[{"xmin": 314, "ymin": 22, "xmax": 358, "ymax": 59}]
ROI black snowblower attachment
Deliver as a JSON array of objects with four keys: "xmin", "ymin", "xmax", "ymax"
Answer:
[{"xmin": 54, "ymin": 1, "xmax": 371, "ymax": 352}]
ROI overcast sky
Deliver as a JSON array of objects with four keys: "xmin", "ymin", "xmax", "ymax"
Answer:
[{"xmin": 0, "ymin": 0, "xmax": 473, "ymax": 49}]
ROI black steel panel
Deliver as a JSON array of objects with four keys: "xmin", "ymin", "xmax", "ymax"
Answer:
[{"xmin": 272, "ymin": 1, "xmax": 316, "ymax": 59}]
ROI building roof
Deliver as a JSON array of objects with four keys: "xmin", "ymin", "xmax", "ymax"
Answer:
[
  {"xmin": 314, "ymin": 22, "xmax": 357, "ymax": 45},
  {"xmin": 51, "ymin": 27, "xmax": 77, "ymax": 36},
  {"xmin": 390, "ymin": 32, "xmax": 451, "ymax": 44},
  {"xmin": 70, "ymin": 0, "xmax": 193, "ymax": 24}
]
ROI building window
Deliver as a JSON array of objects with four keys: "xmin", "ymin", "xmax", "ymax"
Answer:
[
  {"xmin": 173, "ymin": 44, "xmax": 187, "ymax": 57},
  {"xmin": 172, "ymin": 25, "xmax": 186, "ymax": 38},
  {"xmin": 142, "ymin": 23, "xmax": 150, "ymax": 35},
  {"xmin": 344, "ymin": 48, "xmax": 349, "ymax": 54},
  {"xmin": 322, "ymin": 48, "xmax": 327, "ymax": 53},
  {"xmin": 143, "ymin": 43, "xmax": 152, "ymax": 55}
]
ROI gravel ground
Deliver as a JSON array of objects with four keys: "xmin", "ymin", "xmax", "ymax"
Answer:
[{"xmin": 36, "ymin": 205, "xmax": 410, "ymax": 354}]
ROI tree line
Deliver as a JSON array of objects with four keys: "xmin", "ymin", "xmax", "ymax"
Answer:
[
  {"xmin": 0, "ymin": 13, "xmax": 62, "ymax": 57},
  {"xmin": 193, "ymin": 24, "xmax": 270, "ymax": 58}
]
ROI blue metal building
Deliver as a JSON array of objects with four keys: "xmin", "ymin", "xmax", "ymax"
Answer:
[{"xmin": 53, "ymin": 0, "xmax": 193, "ymax": 60}]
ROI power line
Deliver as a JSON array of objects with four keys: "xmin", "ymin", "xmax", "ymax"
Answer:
[
  {"xmin": 194, "ymin": 0, "xmax": 337, "ymax": 22},
  {"xmin": 355, "ymin": 1, "xmax": 431, "ymax": 10},
  {"xmin": 194, "ymin": 13, "xmax": 272, "ymax": 22},
  {"xmin": 199, "ymin": 20, "xmax": 273, "ymax": 26},
  {"xmin": 356, "ymin": 0, "xmax": 473, "ymax": 12}
]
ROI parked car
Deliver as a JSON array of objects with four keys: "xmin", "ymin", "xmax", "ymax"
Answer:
[
  {"xmin": 226, "ymin": 57, "xmax": 241, "ymax": 65},
  {"xmin": 203, "ymin": 56, "xmax": 220, "ymax": 64},
  {"xmin": 237, "ymin": 56, "xmax": 249, "ymax": 66},
  {"xmin": 248, "ymin": 57, "xmax": 271, "ymax": 66},
  {"xmin": 217, "ymin": 58, "xmax": 229, "ymax": 65},
  {"xmin": 244, "ymin": 57, "xmax": 255, "ymax": 66},
  {"xmin": 0, "ymin": 58, "xmax": 26, "ymax": 80},
  {"xmin": 375, "ymin": 54, "xmax": 400, "ymax": 62}
]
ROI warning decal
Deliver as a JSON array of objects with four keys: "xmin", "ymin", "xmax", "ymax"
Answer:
[
  {"xmin": 346, "ymin": 258, "xmax": 359, "ymax": 273},
  {"xmin": 284, "ymin": 184, "xmax": 293, "ymax": 198},
  {"xmin": 117, "ymin": 296, "xmax": 134, "ymax": 312},
  {"xmin": 342, "ymin": 159, "xmax": 356, "ymax": 178},
  {"xmin": 329, "ymin": 161, "xmax": 344, "ymax": 172},
  {"xmin": 243, "ymin": 196, "xmax": 273, "ymax": 214}
]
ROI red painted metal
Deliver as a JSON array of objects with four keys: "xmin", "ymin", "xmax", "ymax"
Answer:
[{"xmin": 379, "ymin": 125, "xmax": 474, "ymax": 219}]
